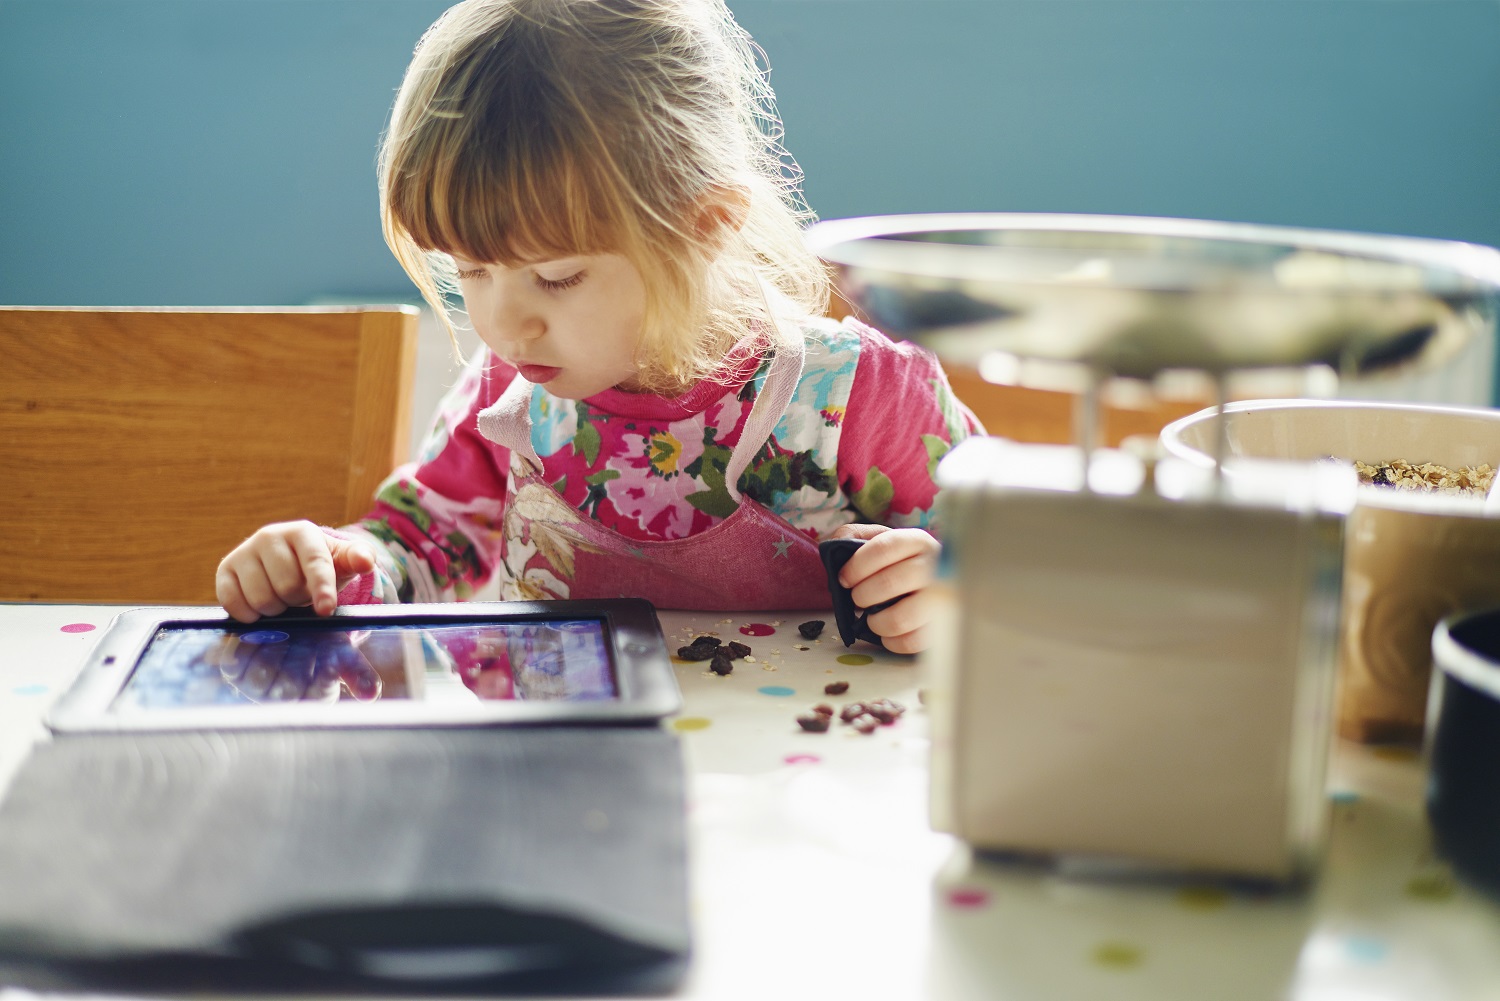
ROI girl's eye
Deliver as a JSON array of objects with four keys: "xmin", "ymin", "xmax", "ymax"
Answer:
[
  {"xmin": 535, "ymin": 271, "xmax": 585, "ymax": 291},
  {"xmin": 455, "ymin": 268, "xmax": 487, "ymax": 281}
]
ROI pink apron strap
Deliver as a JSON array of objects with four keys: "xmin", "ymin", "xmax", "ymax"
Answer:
[
  {"xmin": 722, "ymin": 319, "xmax": 805, "ymax": 504},
  {"xmin": 477, "ymin": 373, "xmax": 542, "ymax": 469}
]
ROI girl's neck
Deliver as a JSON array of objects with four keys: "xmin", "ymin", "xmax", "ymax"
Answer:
[{"xmin": 616, "ymin": 326, "xmax": 747, "ymax": 397}]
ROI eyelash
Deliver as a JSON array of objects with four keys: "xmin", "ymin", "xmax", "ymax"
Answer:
[
  {"xmin": 454, "ymin": 268, "xmax": 585, "ymax": 291},
  {"xmin": 537, "ymin": 271, "xmax": 584, "ymax": 291}
]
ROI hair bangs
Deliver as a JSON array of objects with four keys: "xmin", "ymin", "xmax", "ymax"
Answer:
[{"xmin": 387, "ymin": 116, "xmax": 625, "ymax": 268}]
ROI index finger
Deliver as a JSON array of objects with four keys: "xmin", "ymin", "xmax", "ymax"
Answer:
[{"xmin": 286, "ymin": 528, "xmax": 340, "ymax": 616}]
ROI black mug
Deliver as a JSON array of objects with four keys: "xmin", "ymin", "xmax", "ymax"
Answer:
[{"xmin": 1427, "ymin": 607, "xmax": 1500, "ymax": 900}]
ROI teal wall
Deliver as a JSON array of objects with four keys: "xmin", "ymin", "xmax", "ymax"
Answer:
[{"xmin": 3, "ymin": 0, "xmax": 1498, "ymax": 309}]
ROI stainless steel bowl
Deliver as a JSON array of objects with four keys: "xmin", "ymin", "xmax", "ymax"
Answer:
[{"xmin": 806, "ymin": 213, "xmax": 1500, "ymax": 380}]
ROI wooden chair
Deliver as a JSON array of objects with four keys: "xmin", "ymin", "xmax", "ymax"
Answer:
[
  {"xmin": 1, "ymin": 306, "xmax": 419, "ymax": 604},
  {"xmin": 941, "ymin": 367, "xmax": 1209, "ymax": 447}
]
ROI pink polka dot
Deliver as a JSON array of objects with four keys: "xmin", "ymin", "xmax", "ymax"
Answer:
[
  {"xmin": 60, "ymin": 623, "xmax": 96, "ymax": 634},
  {"xmin": 946, "ymin": 887, "xmax": 991, "ymax": 909},
  {"xmin": 783, "ymin": 753, "xmax": 822, "ymax": 766},
  {"xmin": 739, "ymin": 622, "xmax": 775, "ymax": 636}
]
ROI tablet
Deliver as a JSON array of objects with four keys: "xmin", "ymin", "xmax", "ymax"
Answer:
[{"xmin": 46, "ymin": 599, "xmax": 679, "ymax": 733}]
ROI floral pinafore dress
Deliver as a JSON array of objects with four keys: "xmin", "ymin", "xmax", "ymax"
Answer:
[{"xmin": 477, "ymin": 333, "xmax": 832, "ymax": 611}]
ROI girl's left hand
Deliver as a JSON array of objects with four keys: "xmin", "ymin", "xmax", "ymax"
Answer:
[{"xmin": 827, "ymin": 523, "xmax": 940, "ymax": 655}]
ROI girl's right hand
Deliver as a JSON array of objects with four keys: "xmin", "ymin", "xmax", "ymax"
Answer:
[{"xmin": 216, "ymin": 520, "xmax": 376, "ymax": 623}]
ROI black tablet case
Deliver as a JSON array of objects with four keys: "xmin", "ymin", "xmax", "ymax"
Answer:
[{"xmin": 0, "ymin": 726, "xmax": 688, "ymax": 994}]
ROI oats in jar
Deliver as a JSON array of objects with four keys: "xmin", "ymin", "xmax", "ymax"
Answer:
[{"xmin": 1353, "ymin": 459, "xmax": 1495, "ymax": 496}]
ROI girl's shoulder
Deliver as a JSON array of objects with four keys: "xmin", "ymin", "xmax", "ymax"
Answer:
[
  {"xmin": 798, "ymin": 313, "xmax": 944, "ymax": 383},
  {"xmin": 796, "ymin": 314, "xmax": 894, "ymax": 371},
  {"xmin": 800, "ymin": 313, "xmax": 872, "ymax": 351},
  {"xmin": 800, "ymin": 313, "xmax": 934, "ymax": 356}
]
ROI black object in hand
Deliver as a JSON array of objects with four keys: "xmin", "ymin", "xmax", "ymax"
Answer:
[{"xmin": 818, "ymin": 538, "xmax": 899, "ymax": 649}]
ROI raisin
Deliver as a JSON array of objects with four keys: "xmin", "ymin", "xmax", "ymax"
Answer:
[
  {"xmin": 839, "ymin": 702, "xmax": 866, "ymax": 723},
  {"xmin": 824, "ymin": 680, "xmax": 849, "ymax": 695},
  {"xmin": 726, "ymin": 641, "xmax": 752, "ymax": 659},
  {"xmin": 709, "ymin": 650, "xmax": 734, "ymax": 676},
  {"xmin": 796, "ymin": 713, "xmax": 831, "ymax": 733},
  {"xmin": 676, "ymin": 635, "xmax": 725, "ymax": 661},
  {"xmin": 798, "ymin": 620, "xmax": 826, "ymax": 640},
  {"xmin": 852, "ymin": 715, "xmax": 880, "ymax": 734},
  {"xmin": 864, "ymin": 698, "xmax": 907, "ymax": 724},
  {"xmin": 812, "ymin": 703, "xmax": 835, "ymax": 717}
]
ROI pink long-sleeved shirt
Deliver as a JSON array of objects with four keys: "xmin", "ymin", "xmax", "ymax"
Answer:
[{"xmin": 340, "ymin": 316, "xmax": 983, "ymax": 604}]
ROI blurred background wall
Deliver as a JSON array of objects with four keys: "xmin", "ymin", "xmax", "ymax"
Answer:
[{"xmin": 4, "ymin": 0, "xmax": 1498, "ymax": 405}]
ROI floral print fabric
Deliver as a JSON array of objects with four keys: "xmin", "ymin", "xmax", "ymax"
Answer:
[{"xmin": 339, "ymin": 316, "xmax": 982, "ymax": 605}]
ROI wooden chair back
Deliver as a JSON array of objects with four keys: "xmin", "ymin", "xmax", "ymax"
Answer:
[{"xmin": 1, "ymin": 306, "xmax": 418, "ymax": 604}]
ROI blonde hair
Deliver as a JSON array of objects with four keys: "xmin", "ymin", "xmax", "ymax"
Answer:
[{"xmin": 378, "ymin": 0, "xmax": 831, "ymax": 393}]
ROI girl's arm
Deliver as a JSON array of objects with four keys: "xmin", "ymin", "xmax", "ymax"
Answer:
[
  {"xmin": 837, "ymin": 323, "xmax": 983, "ymax": 532},
  {"xmin": 334, "ymin": 349, "xmax": 517, "ymax": 605},
  {"xmin": 829, "ymin": 324, "xmax": 984, "ymax": 653}
]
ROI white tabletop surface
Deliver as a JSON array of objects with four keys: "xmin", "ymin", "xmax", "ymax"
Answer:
[{"xmin": 2, "ymin": 603, "xmax": 1499, "ymax": 1000}]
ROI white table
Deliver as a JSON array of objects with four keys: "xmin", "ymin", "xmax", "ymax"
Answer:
[{"xmin": 2, "ymin": 603, "xmax": 1499, "ymax": 1000}]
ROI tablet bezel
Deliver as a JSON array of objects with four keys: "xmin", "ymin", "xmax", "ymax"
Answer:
[{"xmin": 46, "ymin": 599, "xmax": 680, "ymax": 734}]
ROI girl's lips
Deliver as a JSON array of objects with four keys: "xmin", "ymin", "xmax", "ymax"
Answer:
[{"xmin": 517, "ymin": 364, "xmax": 562, "ymax": 384}]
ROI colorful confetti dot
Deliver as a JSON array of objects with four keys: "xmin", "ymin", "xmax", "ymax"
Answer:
[
  {"xmin": 59, "ymin": 623, "xmax": 96, "ymax": 634},
  {"xmin": 1329, "ymin": 790, "xmax": 1360, "ymax": 805},
  {"xmin": 11, "ymin": 684, "xmax": 49, "ymax": 696},
  {"xmin": 836, "ymin": 654, "xmax": 874, "ymax": 666},
  {"xmin": 758, "ymin": 686, "xmax": 795, "ymax": 697},
  {"xmin": 945, "ymin": 887, "xmax": 991, "ymax": 909},
  {"xmin": 739, "ymin": 623, "xmax": 775, "ymax": 637},
  {"xmin": 783, "ymin": 753, "xmax": 821, "ymax": 766},
  {"xmin": 1344, "ymin": 935, "xmax": 1389, "ymax": 964},
  {"xmin": 1175, "ymin": 885, "xmax": 1230, "ymax": 911},
  {"xmin": 1405, "ymin": 872, "xmax": 1456, "ymax": 901},
  {"xmin": 241, "ymin": 630, "xmax": 289, "ymax": 645},
  {"xmin": 671, "ymin": 717, "xmax": 712, "ymax": 732},
  {"xmin": 1090, "ymin": 942, "xmax": 1144, "ymax": 969}
]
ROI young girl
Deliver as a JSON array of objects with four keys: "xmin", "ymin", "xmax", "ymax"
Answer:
[{"xmin": 216, "ymin": 0, "xmax": 981, "ymax": 655}]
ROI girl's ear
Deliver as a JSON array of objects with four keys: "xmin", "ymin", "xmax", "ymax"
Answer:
[{"xmin": 690, "ymin": 184, "xmax": 750, "ymax": 246}]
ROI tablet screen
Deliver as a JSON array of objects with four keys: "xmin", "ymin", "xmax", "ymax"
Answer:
[{"xmin": 112, "ymin": 620, "xmax": 617, "ymax": 711}]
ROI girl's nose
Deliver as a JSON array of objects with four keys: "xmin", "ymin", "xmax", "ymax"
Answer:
[{"xmin": 486, "ymin": 298, "xmax": 544, "ymax": 345}]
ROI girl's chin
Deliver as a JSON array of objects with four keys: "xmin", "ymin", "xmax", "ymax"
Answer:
[
  {"xmin": 532, "ymin": 369, "xmax": 650, "ymax": 399},
  {"xmin": 545, "ymin": 376, "xmax": 613, "ymax": 400}
]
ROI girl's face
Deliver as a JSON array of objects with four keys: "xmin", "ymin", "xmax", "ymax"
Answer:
[{"xmin": 452, "ymin": 252, "xmax": 649, "ymax": 399}]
